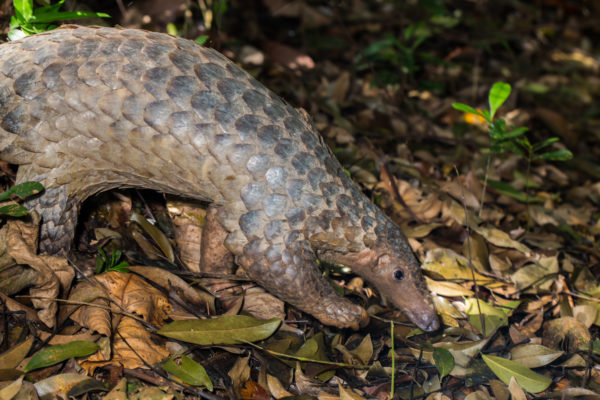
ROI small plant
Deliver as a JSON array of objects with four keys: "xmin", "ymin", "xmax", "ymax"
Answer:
[
  {"xmin": 453, "ymin": 82, "xmax": 573, "ymax": 214},
  {"xmin": 96, "ymin": 248, "xmax": 129, "ymax": 274},
  {"xmin": 0, "ymin": 181, "xmax": 44, "ymax": 217},
  {"xmin": 9, "ymin": 0, "xmax": 110, "ymax": 40},
  {"xmin": 355, "ymin": 25, "xmax": 431, "ymax": 87},
  {"xmin": 355, "ymin": 2, "xmax": 459, "ymax": 87}
]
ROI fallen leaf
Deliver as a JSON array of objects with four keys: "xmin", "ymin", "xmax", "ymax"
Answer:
[
  {"xmin": 510, "ymin": 344, "xmax": 563, "ymax": 368},
  {"xmin": 543, "ymin": 317, "xmax": 591, "ymax": 352},
  {"xmin": 482, "ymin": 354, "xmax": 552, "ymax": 393},
  {"xmin": 157, "ymin": 315, "xmax": 281, "ymax": 345}
]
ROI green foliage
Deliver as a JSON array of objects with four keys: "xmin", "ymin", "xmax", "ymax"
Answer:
[
  {"xmin": 25, "ymin": 341, "xmax": 99, "ymax": 372},
  {"xmin": 0, "ymin": 181, "xmax": 44, "ymax": 217},
  {"xmin": 355, "ymin": 2, "xmax": 459, "ymax": 87},
  {"xmin": 96, "ymin": 248, "xmax": 130, "ymax": 274},
  {"xmin": 195, "ymin": 35, "xmax": 209, "ymax": 45},
  {"xmin": 482, "ymin": 354, "xmax": 552, "ymax": 393},
  {"xmin": 9, "ymin": 0, "xmax": 110, "ymax": 40},
  {"xmin": 161, "ymin": 355, "xmax": 213, "ymax": 390},
  {"xmin": 433, "ymin": 347, "xmax": 454, "ymax": 379},
  {"xmin": 452, "ymin": 82, "xmax": 573, "ymax": 211},
  {"xmin": 356, "ymin": 28, "xmax": 430, "ymax": 86}
]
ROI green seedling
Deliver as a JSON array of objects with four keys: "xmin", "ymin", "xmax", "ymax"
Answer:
[
  {"xmin": 96, "ymin": 248, "xmax": 130, "ymax": 274},
  {"xmin": 453, "ymin": 82, "xmax": 572, "ymax": 217},
  {"xmin": 9, "ymin": 0, "xmax": 110, "ymax": 40}
]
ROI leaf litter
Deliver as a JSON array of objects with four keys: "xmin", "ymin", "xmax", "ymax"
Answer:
[{"xmin": 1, "ymin": 1, "xmax": 600, "ymax": 399}]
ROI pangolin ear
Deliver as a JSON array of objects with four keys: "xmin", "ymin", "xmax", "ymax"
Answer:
[{"xmin": 376, "ymin": 254, "xmax": 391, "ymax": 268}]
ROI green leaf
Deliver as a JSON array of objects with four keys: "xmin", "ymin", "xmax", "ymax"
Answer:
[
  {"xmin": 161, "ymin": 355, "xmax": 213, "ymax": 390},
  {"xmin": 0, "ymin": 181, "xmax": 44, "ymax": 201},
  {"xmin": 532, "ymin": 137, "xmax": 559, "ymax": 152},
  {"xmin": 14, "ymin": 0, "xmax": 33, "ymax": 21},
  {"xmin": 157, "ymin": 315, "xmax": 281, "ymax": 345},
  {"xmin": 482, "ymin": 354, "xmax": 552, "ymax": 393},
  {"xmin": 489, "ymin": 81, "xmax": 511, "ymax": 119},
  {"xmin": 481, "ymin": 109, "xmax": 491, "ymax": 121},
  {"xmin": 25, "ymin": 341, "xmax": 99, "ymax": 372},
  {"xmin": 535, "ymin": 149, "xmax": 573, "ymax": 161},
  {"xmin": 29, "ymin": 10, "xmax": 110, "ymax": 23},
  {"xmin": 195, "ymin": 35, "xmax": 209, "ymax": 45},
  {"xmin": 464, "ymin": 299, "xmax": 509, "ymax": 337},
  {"xmin": 0, "ymin": 204, "xmax": 29, "ymax": 216},
  {"xmin": 502, "ymin": 126, "xmax": 528, "ymax": 140},
  {"xmin": 452, "ymin": 103, "xmax": 484, "ymax": 118},
  {"xmin": 486, "ymin": 179, "xmax": 544, "ymax": 203},
  {"xmin": 433, "ymin": 347, "xmax": 454, "ymax": 379},
  {"xmin": 34, "ymin": 0, "xmax": 65, "ymax": 14}
]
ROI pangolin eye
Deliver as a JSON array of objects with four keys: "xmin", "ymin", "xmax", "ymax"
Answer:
[{"xmin": 393, "ymin": 269, "xmax": 404, "ymax": 281}]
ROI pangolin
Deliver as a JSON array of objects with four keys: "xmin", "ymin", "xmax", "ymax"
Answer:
[{"xmin": 0, "ymin": 26, "xmax": 439, "ymax": 330}]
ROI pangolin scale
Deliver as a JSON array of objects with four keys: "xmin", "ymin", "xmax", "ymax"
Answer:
[{"xmin": 0, "ymin": 26, "xmax": 438, "ymax": 330}]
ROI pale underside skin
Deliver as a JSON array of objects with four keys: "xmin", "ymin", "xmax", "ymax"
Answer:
[{"xmin": 0, "ymin": 25, "xmax": 438, "ymax": 331}]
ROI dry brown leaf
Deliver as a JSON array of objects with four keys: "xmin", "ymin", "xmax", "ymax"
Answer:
[
  {"xmin": 82, "ymin": 315, "xmax": 169, "ymax": 372},
  {"xmin": 239, "ymin": 287, "xmax": 286, "ymax": 321},
  {"xmin": 295, "ymin": 363, "xmax": 334, "ymax": 396},
  {"xmin": 442, "ymin": 198, "xmax": 481, "ymax": 228},
  {"xmin": 63, "ymin": 284, "xmax": 110, "ymax": 335},
  {"xmin": 38, "ymin": 332, "xmax": 100, "ymax": 346},
  {"xmin": 228, "ymin": 354, "xmax": 251, "ymax": 396},
  {"xmin": 338, "ymin": 381, "xmax": 366, "ymax": 400},
  {"xmin": 0, "ymin": 291, "xmax": 40, "ymax": 322},
  {"xmin": 543, "ymin": 317, "xmax": 591, "ymax": 352},
  {"xmin": 331, "ymin": 71, "xmax": 351, "ymax": 104},
  {"xmin": 426, "ymin": 393, "xmax": 452, "ymax": 400},
  {"xmin": 64, "ymin": 272, "xmax": 172, "ymax": 372},
  {"xmin": 508, "ymin": 376, "xmax": 527, "ymax": 400},
  {"xmin": 553, "ymin": 205, "xmax": 591, "ymax": 226},
  {"xmin": 263, "ymin": 40, "xmax": 315, "ymax": 70},
  {"xmin": 464, "ymin": 232, "xmax": 490, "ymax": 271},
  {"xmin": 128, "ymin": 266, "xmax": 214, "ymax": 316},
  {"xmin": 378, "ymin": 178, "xmax": 443, "ymax": 221},
  {"xmin": 511, "ymin": 256, "xmax": 558, "ymax": 293},
  {"xmin": 473, "ymin": 226, "xmax": 532, "ymax": 255},
  {"xmin": 572, "ymin": 305, "xmax": 597, "ymax": 328},
  {"xmin": 402, "ymin": 222, "xmax": 443, "ymax": 238},
  {"xmin": 5, "ymin": 216, "xmax": 75, "ymax": 328},
  {"xmin": 34, "ymin": 373, "xmax": 92, "ymax": 398},
  {"xmin": 489, "ymin": 254, "xmax": 512, "ymax": 275},
  {"xmin": 167, "ymin": 199, "xmax": 206, "ymax": 272},
  {"xmin": 422, "ymin": 248, "xmax": 491, "ymax": 284},
  {"xmin": 529, "ymin": 206, "xmax": 560, "ymax": 226},
  {"xmin": 102, "ymin": 377, "xmax": 128, "ymax": 400},
  {"xmin": 266, "ymin": 374, "xmax": 292, "ymax": 399},
  {"xmin": 262, "ymin": 0, "xmax": 331, "ymax": 26},
  {"xmin": 426, "ymin": 277, "xmax": 474, "ymax": 297},
  {"xmin": 440, "ymin": 180, "xmax": 480, "ymax": 209},
  {"xmin": 534, "ymin": 107, "xmax": 574, "ymax": 146}
]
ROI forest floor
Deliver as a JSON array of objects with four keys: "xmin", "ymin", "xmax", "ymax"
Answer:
[{"xmin": 1, "ymin": 1, "xmax": 600, "ymax": 399}]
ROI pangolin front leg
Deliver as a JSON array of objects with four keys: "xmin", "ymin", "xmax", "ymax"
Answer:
[{"xmin": 235, "ymin": 236, "xmax": 368, "ymax": 329}]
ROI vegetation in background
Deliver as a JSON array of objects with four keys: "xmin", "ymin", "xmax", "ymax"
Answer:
[
  {"xmin": 0, "ymin": 181, "xmax": 43, "ymax": 216},
  {"xmin": 453, "ymin": 82, "xmax": 572, "ymax": 214},
  {"xmin": 96, "ymin": 248, "xmax": 129, "ymax": 274},
  {"xmin": 9, "ymin": 0, "xmax": 109, "ymax": 40}
]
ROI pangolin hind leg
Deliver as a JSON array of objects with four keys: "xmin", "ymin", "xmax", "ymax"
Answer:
[
  {"xmin": 200, "ymin": 206, "xmax": 235, "ymax": 273},
  {"xmin": 22, "ymin": 185, "xmax": 79, "ymax": 256}
]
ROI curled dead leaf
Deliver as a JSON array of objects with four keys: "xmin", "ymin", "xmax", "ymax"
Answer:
[{"xmin": 5, "ymin": 216, "xmax": 75, "ymax": 328}]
